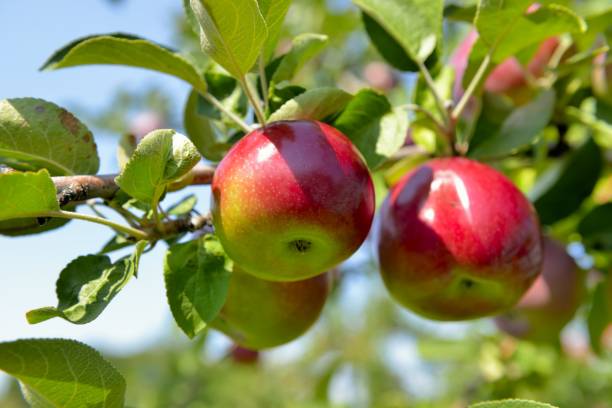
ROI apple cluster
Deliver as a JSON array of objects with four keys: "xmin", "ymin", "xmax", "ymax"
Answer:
[{"xmin": 206, "ymin": 118, "xmax": 555, "ymax": 350}]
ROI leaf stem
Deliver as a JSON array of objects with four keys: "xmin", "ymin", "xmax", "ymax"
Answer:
[
  {"xmin": 416, "ymin": 59, "xmax": 449, "ymax": 126},
  {"xmin": 239, "ymin": 76, "xmax": 267, "ymax": 126},
  {"xmin": 200, "ymin": 92, "xmax": 253, "ymax": 133},
  {"xmin": 45, "ymin": 210, "xmax": 149, "ymax": 240},
  {"xmin": 258, "ymin": 55, "xmax": 269, "ymax": 109},
  {"xmin": 452, "ymin": 52, "xmax": 491, "ymax": 120}
]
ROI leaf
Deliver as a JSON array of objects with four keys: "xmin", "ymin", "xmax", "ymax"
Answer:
[
  {"xmin": 353, "ymin": 0, "xmax": 443, "ymax": 63},
  {"xmin": 117, "ymin": 133, "xmax": 137, "ymax": 170},
  {"xmin": 27, "ymin": 241, "xmax": 147, "ymax": 325},
  {"xmin": 257, "ymin": 0, "xmax": 293, "ymax": 60},
  {"xmin": 470, "ymin": 400, "xmax": 558, "ymax": 408},
  {"xmin": 164, "ymin": 235, "xmax": 233, "ymax": 338},
  {"xmin": 183, "ymin": 90, "xmax": 232, "ymax": 162},
  {"xmin": 200, "ymin": 68, "xmax": 248, "ymax": 122},
  {"xmin": 115, "ymin": 129, "xmax": 200, "ymax": 204},
  {"xmin": 470, "ymin": 90, "xmax": 555, "ymax": 158},
  {"xmin": 268, "ymin": 87, "xmax": 352, "ymax": 122},
  {"xmin": 360, "ymin": 12, "xmax": 437, "ymax": 72},
  {"xmin": 587, "ymin": 279, "xmax": 611, "ymax": 354},
  {"xmin": 267, "ymin": 83, "xmax": 306, "ymax": 116},
  {"xmin": 444, "ymin": 3, "xmax": 477, "ymax": 22},
  {"xmin": 0, "ymin": 338, "xmax": 125, "ymax": 407},
  {"xmin": 189, "ymin": 0, "xmax": 268, "ymax": 78},
  {"xmin": 579, "ymin": 203, "xmax": 612, "ymax": 250},
  {"xmin": 333, "ymin": 89, "xmax": 408, "ymax": 169},
  {"xmin": 0, "ymin": 98, "xmax": 99, "ymax": 176},
  {"xmin": 167, "ymin": 194, "xmax": 198, "ymax": 216},
  {"xmin": 41, "ymin": 34, "xmax": 208, "ymax": 94},
  {"xmin": 270, "ymin": 33, "xmax": 328, "ymax": 83},
  {"xmin": 0, "ymin": 170, "xmax": 59, "ymax": 221},
  {"xmin": 532, "ymin": 138, "xmax": 603, "ymax": 225}
]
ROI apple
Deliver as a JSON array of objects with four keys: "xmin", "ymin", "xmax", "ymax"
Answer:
[
  {"xmin": 229, "ymin": 344, "xmax": 260, "ymax": 364},
  {"xmin": 495, "ymin": 237, "xmax": 584, "ymax": 342},
  {"xmin": 377, "ymin": 157, "xmax": 542, "ymax": 320},
  {"xmin": 451, "ymin": 31, "xmax": 559, "ymax": 103},
  {"xmin": 363, "ymin": 62, "xmax": 398, "ymax": 91},
  {"xmin": 211, "ymin": 120, "xmax": 375, "ymax": 281},
  {"xmin": 211, "ymin": 267, "xmax": 330, "ymax": 349}
]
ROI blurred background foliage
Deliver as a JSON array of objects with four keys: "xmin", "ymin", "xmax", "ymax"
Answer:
[{"xmin": 1, "ymin": 0, "xmax": 611, "ymax": 406}]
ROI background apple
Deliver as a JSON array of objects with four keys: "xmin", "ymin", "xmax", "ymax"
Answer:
[
  {"xmin": 211, "ymin": 268, "xmax": 331, "ymax": 349},
  {"xmin": 377, "ymin": 158, "xmax": 542, "ymax": 320},
  {"xmin": 495, "ymin": 237, "xmax": 584, "ymax": 342},
  {"xmin": 212, "ymin": 120, "xmax": 375, "ymax": 281},
  {"xmin": 228, "ymin": 344, "xmax": 260, "ymax": 365},
  {"xmin": 362, "ymin": 61, "xmax": 398, "ymax": 91}
]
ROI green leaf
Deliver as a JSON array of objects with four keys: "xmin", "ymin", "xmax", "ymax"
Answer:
[
  {"xmin": 41, "ymin": 34, "xmax": 208, "ymax": 94},
  {"xmin": 532, "ymin": 138, "xmax": 603, "ymax": 225},
  {"xmin": 353, "ymin": 0, "xmax": 443, "ymax": 63},
  {"xmin": 268, "ymin": 87, "xmax": 352, "ymax": 122},
  {"xmin": 470, "ymin": 400, "xmax": 558, "ymax": 408},
  {"xmin": 257, "ymin": 0, "xmax": 293, "ymax": 60},
  {"xmin": 183, "ymin": 90, "xmax": 232, "ymax": 162},
  {"xmin": 197, "ymin": 67, "xmax": 248, "ymax": 125},
  {"xmin": 116, "ymin": 129, "xmax": 200, "ymax": 203},
  {"xmin": 360, "ymin": 12, "xmax": 437, "ymax": 72},
  {"xmin": 0, "ymin": 170, "xmax": 59, "ymax": 221},
  {"xmin": 587, "ymin": 279, "xmax": 611, "ymax": 354},
  {"xmin": 0, "ymin": 217, "xmax": 70, "ymax": 237},
  {"xmin": 334, "ymin": 89, "xmax": 408, "ymax": 169},
  {"xmin": 0, "ymin": 338, "xmax": 125, "ymax": 407},
  {"xmin": 164, "ymin": 235, "xmax": 233, "ymax": 338},
  {"xmin": 189, "ymin": 0, "xmax": 268, "ymax": 78},
  {"xmin": 470, "ymin": 90, "xmax": 555, "ymax": 158},
  {"xmin": 270, "ymin": 33, "xmax": 328, "ymax": 83},
  {"xmin": 444, "ymin": 3, "xmax": 477, "ymax": 22},
  {"xmin": 167, "ymin": 194, "xmax": 198, "ymax": 216},
  {"xmin": 0, "ymin": 98, "xmax": 99, "ymax": 176},
  {"xmin": 267, "ymin": 83, "xmax": 306, "ymax": 116},
  {"xmin": 579, "ymin": 203, "xmax": 612, "ymax": 250},
  {"xmin": 117, "ymin": 133, "xmax": 137, "ymax": 170},
  {"xmin": 27, "ymin": 241, "xmax": 147, "ymax": 325}
]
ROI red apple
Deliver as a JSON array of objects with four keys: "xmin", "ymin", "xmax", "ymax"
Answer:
[
  {"xmin": 211, "ymin": 120, "xmax": 375, "ymax": 281},
  {"xmin": 211, "ymin": 268, "xmax": 330, "ymax": 349},
  {"xmin": 229, "ymin": 344, "xmax": 260, "ymax": 364},
  {"xmin": 451, "ymin": 31, "xmax": 559, "ymax": 102},
  {"xmin": 495, "ymin": 237, "xmax": 584, "ymax": 342},
  {"xmin": 377, "ymin": 158, "xmax": 542, "ymax": 320}
]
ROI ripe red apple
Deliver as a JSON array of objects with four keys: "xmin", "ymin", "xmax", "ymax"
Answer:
[
  {"xmin": 495, "ymin": 237, "xmax": 584, "ymax": 342},
  {"xmin": 229, "ymin": 344, "xmax": 260, "ymax": 364},
  {"xmin": 377, "ymin": 158, "xmax": 542, "ymax": 320},
  {"xmin": 211, "ymin": 120, "xmax": 375, "ymax": 281},
  {"xmin": 451, "ymin": 31, "xmax": 559, "ymax": 102},
  {"xmin": 211, "ymin": 268, "xmax": 330, "ymax": 349}
]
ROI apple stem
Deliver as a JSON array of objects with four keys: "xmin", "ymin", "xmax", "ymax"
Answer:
[
  {"xmin": 200, "ymin": 92, "xmax": 253, "ymax": 133},
  {"xmin": 451, "ymin": 52, "xmax": 491, "ymax": 121},
  {"xmin": 239, "ymin": 76, "xmax": 267, "ymax": 126}
]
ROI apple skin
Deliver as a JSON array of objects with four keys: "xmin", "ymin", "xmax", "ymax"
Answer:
[
  {"xmin": 211, "ymin": 120, "xmax": 375, "ymax": 281},
  {"xmin": 377, "ymin": 158, "xmax": 543, "ymax": 320},
  {"xmin": 211, "ymin": 268, "xmax": 330, "ymax": 349},
  {"xmin": 495, "ymin": 237, "xmax": 584, "ymax": 342}
]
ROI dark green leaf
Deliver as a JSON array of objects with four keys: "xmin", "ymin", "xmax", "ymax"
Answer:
[
  {"xmin": 532, "ymin": 138, "xmax": 603, "ymax": 225},
  {"xmin": 587, "ymin": 279, "xmax": 611, "ymax": 355},
  {"xmin": 470, "ymin": 90, "xmax": 555, "ymax": 158},
  {"xmin": 361, "ymin": 12, "xmax": 437, "ymax": 72},
  {"xmin": 267, "ymin": 83, "xmax": 306, "ymax": 116},
  {"xmin": 27, "ymin": 241, "xmax": 147, "ymax": 325},
  {"xmin": 270, "ymin": 33, "xmax": 328, "ymax": 82},
  {"xmin": 334, "ymin": 89, "xmax": 408, "ymax": 169},
  {"xmin": 579, "ymin": 203, "xmax": 612, "ymax": 250},
  {"xmin": 0, "ymin": 98, "xmax": 99, "ymax": 176},
  {"xmin": 0, "ymin": 338, "xmax": 125, "ymax": 407},
  {"xmin": 353, "ymin": 0, "xmax": 443, "ymax": 63},
  {"xmin": 42, "ymin": 34, "xmax": 208, "ymax": 94},
  {"xmin": 164, "ymin": 235, "xmax": 233, "ymax": 338}
]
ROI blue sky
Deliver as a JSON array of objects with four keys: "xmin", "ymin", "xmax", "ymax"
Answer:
[{"xmin": 0, "ymin": 0, "xmax": 193, "ymax": 351}]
